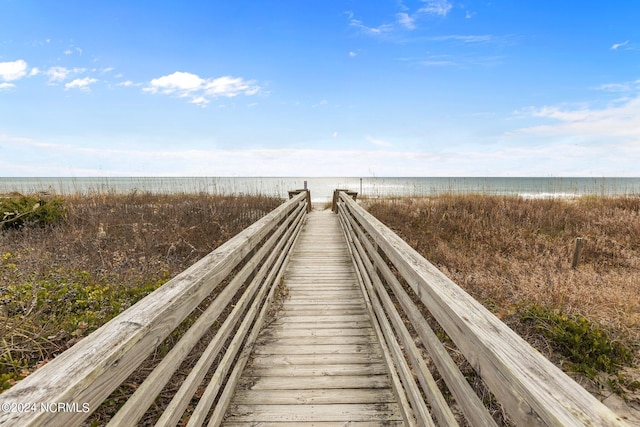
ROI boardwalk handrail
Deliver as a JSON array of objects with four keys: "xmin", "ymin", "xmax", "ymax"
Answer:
[
  {"xmin": 335, "ymin": 190, "xmax": 627, "ymax": 426},
  {"xmin": 0, "ymin": 191, "xmax": 310, "ymax": 427}
]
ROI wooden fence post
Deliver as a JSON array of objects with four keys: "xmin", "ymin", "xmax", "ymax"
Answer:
[{"xmin": 572, "ymin": 237, "xmax": 584, "ymax": 269}]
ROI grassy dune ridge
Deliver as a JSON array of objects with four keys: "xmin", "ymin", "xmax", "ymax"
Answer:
[
  {"xmin": 365, "ymin": 194, "xmax": 640, "ymax": 398},
  {"xmin": 0, "ymin": 191, "xmax": 283, "ymax": 391}
]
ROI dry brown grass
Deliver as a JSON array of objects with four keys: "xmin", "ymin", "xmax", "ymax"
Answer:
[
  {"xmin": 365, "ymin": 194, "xmax": 640, "ymax": 403},
  {"xmin": 0, "ymin": 191, "xmax": 282, "ymax": 390},
  {"xmin": 366, "ymin": 194, "xmax": 640, "ymax": 336}
]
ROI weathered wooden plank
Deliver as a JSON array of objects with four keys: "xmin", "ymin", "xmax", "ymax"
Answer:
[
  {"xmin": 279, "ymin": 307, "xmax": 364, "ymax": 313},
  {"xmin": 224, "ymin": 403, "xmax": 404, "ymax": 422},
  {"xmin": 223, "ymin": 422, "xmax": 404, "ymax": 427},
  {"xmin": 260, "ymin": 327, "xmax": 375, "ymax": 338},
  {"xmin": 256, "ymin": 335, "xmax": 377, "ymax": 346},
  {"xmin": 244, "ymin": 363, "xmax": 389, "ymax": 377},
  {"xmin": 239, "ymin": 375, "xmax": 393, "ymax": 390},
  {"xmin": 278, "ymin": 299, "xmax": 365, "ymax": 306},
  {"xmin": 231, "ymin": 388, "xmax": 397, "ymax": 404},
  {"xmin": 265, "ymin": 322, "xmax": 375, "ymax": 331},
  {"xmin": 271, "ymin": 314, "xmax": 370, "ymax": 323},
  {"xmin": 248, "ymin": 353, "xmax": 385, "ymax": 366},
  {"xmin": 252, "ymin": 344, "xmax": 377, "ymax": 355}
]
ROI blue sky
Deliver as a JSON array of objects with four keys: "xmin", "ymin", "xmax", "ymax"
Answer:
[{"xmin": 1, "ymin": 1, "xmax": 639, "ymax": 177}]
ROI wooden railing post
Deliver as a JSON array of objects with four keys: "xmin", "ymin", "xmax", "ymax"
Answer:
[
  {"xmin": 332, "ymin": 189, "xmax": 357, "ymax": 213},
  {"xmin": 288, "ymin": 189, "xmax": 311, "ymax": 212}
]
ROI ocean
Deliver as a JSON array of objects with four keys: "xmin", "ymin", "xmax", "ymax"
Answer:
[{"xmin": 1, "ymin": 177, "xmax": 639, "ymax": 202}]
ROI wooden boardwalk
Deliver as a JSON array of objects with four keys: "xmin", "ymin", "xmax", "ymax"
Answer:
[
  {"xmin": 222, "ymin": 209, "xmax": 405, "ymax": 425},
  {"xmin": 2, "ymin": 190, "xmax": 628, "ymax": 427}
]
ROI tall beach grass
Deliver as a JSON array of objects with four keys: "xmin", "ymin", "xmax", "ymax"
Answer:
[{"xmin": 364, "ymin": 194, "xmax": 640, "ymax": 398}]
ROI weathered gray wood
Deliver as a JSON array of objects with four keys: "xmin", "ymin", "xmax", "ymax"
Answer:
[
  {"xmin": 186, "ymin": 201, "xmax": 307, "ymax": 427},
  {"xmin": 260, "ymin": 327, "xmax": 375, "ymax": 338},
  {"xmin": 231, "ymin": 388, "xmax": 397, "ymax": 404},
  {"xmin": 108, "ymin": 202, "xmax": 307, "ymax": 427},
  {"xmin": 343, "ymin": 213, "xmax": 433, "ymax": 427},
  {"xmin": 341, "ymin": 204, "xmax": 458, "ymax": 427},
  {"xmin": 244, "ymin": 363, "xmax": 389, "ymax": 377},
  {"xmin": 223, "ymin": 423, "xmax": 404, "ymax": 427},
  {"xmin": 337, "ymin": 212, "xmax": 418, "ymax": 427},
  {"xmin": 224, "ymin": 403, "xmax": 403, "ymax": 422},
  {"xmin": 249, "ymin": 353, "xmax": 385, "ymax": 366},
  {"xmin": 255, "ymin": 335, "xmax": 377, "ymax": 346},
  {"xmin": 240, "ymin": 375, "xmax": 395, "ymax": 390},
  {"xmin": 156, "ymin": 205, "xmax": 306, "ymax": 427},
  {"xmin": 221, "ymin": 210, "xmax": 404, "ymax": 426},
  {"xmin": 338, "ymin": 191, "xmax": 628, "ymax": 427},
  {"xmin": 0, "ymin": 191, "xmax": 308, "ymax": 427}
]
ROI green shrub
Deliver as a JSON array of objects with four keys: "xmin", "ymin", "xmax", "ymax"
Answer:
[
  {"xmin": 521, "ymin": 305, "xmax": 633, "ymax": 377},
  {"xmin": 0, "ymin": 194, "xmax": 66, "ymax": 230}
]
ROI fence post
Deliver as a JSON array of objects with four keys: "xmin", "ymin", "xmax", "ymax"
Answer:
[{"xmin": 572, "ymin": 237, "xmax": 584, "ymax": 269}]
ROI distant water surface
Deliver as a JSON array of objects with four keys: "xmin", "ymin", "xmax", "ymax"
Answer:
[{"xmin": 1, "ymin": 177, "xmax": 639, "ymax": 202}]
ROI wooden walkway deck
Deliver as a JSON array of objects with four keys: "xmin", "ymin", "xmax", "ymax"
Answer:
[{"xmin": 222, "ymin": 209, "xmax": 405, "ymax": 425}]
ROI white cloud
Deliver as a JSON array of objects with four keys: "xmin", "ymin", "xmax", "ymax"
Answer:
[
  {"xmin": 349, "ymin": 51, "xmax": 357, "ymax": 57},
  {"xmin": 420, "ymin": 0, "xmax": 453, "ymax": 16},
  {"xmin": 514, "ymin": 95, "xmax": 640, "ymax": 139},
  {"xmin": 145, "ymin": 71, "xmax": 260, "ymax": 106},
  {"xmin": 64, "ymin": 46, "xmax": 83, "ymax": 55},
  {"xmin": 396, "ymin": 12, "xmax": 416, "ymax": 30},
  {"xmin": 349, "ymin": 18, "xmax": 393, "ymax": 35},
  {"xmin": 611, "ymin": 40, "xmax": 629, "ymax": 50},
  {"xmin": 3, "ymin": 132, "xmax": 639, "ymax": 178},
  {"xmin": 65, "ymin": 77, "xmax": 98, "ymax": 91},
  {"xmin": 147, "ymin": 71, "xmax": 204, "ymax": 94},
  {"xmin": 117, "ymin": 80, "xmax": 136, "ymax": 87},
  {"xmin": 349, "ymin": 1, "xmax": 452, "ymax": 37},
  {"xmin": 29, "ymin": 67, "xmax": 40, "ymax": 77},
  {"xmin": 189, "ymin": 96, "xmax": 210, "ymax": 107},
  {"xmin": 593, "ymin": 80, "xmax": 640, "ymax": 93},
  {"xmin": 45, "ymin": 66, "xmax": 85, "ymax": 82},
  {"xmin": 0, "ymin": 59, "xmax": 28, "ymax": 81},
  {"xmin": 204, "ymin": 76, "xmax": 260, "ymax": 97},
  {"xmin": 365, "ymin": 134, "xmax": 394, "ymax": 147},
  {"xmin": 429, "ymin": 35, "xmax": 493, "ymax": 43},
  {"xmin": 0, "ymin": 82, "xmax": 16, "ymax": 90}
]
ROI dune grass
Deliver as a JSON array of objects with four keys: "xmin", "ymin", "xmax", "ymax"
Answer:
[
  {"xmin": 365, "ymin": 194, "xmax": 640, "ymax": 397},
  {"xmin": 0, "ymin": 191, "xmax": 282, "ymax": 391}
]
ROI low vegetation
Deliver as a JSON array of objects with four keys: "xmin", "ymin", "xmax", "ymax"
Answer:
[
  {"xmin": 365, "ymin": 194, "xmax": 640, "ymax": 398},
  {"xmin": 0, "ymin": 194, "xmax": 66, "ymax": 230},
  {"xmin": 0, "ymin": 191, "xmax": 282, "ymax": 391}
]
